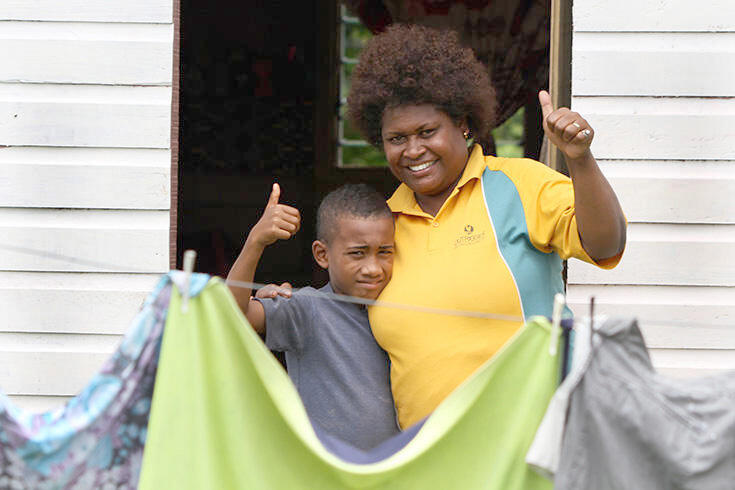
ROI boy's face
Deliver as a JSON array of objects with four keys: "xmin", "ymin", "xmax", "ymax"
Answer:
[{"xmin": 312, "ymin": 215, "xmax": 395, "ymax": 300}]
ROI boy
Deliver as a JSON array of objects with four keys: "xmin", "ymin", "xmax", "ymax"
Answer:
[{"xmin": 227, "ymin": 183, "xmax": 400, "ymax": 450}]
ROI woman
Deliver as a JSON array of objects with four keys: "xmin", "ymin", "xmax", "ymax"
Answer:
[{"xmin": 347, "ymin": 24, "xmax": 626, "ymax": 429}]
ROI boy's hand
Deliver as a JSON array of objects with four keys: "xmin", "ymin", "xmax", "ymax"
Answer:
[
  {"xmin": 248, "ymin": 183, "xmax": 301, "ymax": 248},
  {"xmin": 255, "ymin": 282, "xmax": 293, "ymax": 299},
  {"xmin": 539, "ymin": 90, "xmax": 594, "ymax": 161}
]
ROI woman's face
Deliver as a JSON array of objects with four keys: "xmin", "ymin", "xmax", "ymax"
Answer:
[{"xmin": 381, "ymin": 104, "xmax": 469, "ymax": 215}]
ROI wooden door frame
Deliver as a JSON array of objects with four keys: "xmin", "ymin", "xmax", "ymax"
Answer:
[
  {"xmin": 547, "ymin": 0, "xmax": 573, "ymax": 175},
  {"xmin": 170, "ymin": 0, "xmax": 181, "ymax": 270},
  {"xmin": 169, "ymin": 0, "xmax": 574, "ymax": 268},
  {"xmin": 313, "ymin": 1, "xmax": 401, "ymax": 203}
]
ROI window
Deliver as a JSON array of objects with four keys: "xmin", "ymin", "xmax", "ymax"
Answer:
[
  {"xmin": 493, "ymin": 108, "xmax": 525, "ymax": 159},
  {"xmin": 337, "ymin": 6, "xmax": 385, "ymax": 167},
  {"xmin": 336, "ymin": 3, "xmax": 524, "ymax": 167}
]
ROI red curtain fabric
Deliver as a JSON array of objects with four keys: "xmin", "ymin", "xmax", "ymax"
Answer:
[{"xmin": 343, "ymin": 0, "xmax": 550, "ymax": 127}]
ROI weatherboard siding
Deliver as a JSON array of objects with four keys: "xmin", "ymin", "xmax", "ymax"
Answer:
[
  {"xmin": 568, "ymin": 0, "xmax": 735, "ymax": 377},
  {"xmin": 0, "ymin": 1, "xmax": 173, "ymax": 411}
]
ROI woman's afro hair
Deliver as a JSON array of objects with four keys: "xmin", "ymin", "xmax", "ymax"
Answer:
[{"xmin": 347, "ymin": 24, "xmax": 497, "ymax": 152}]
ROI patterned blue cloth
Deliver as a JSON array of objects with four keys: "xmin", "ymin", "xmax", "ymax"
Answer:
[{"xmin": 0, "ymin": 273, "xmax": 209, "ymax": 489}]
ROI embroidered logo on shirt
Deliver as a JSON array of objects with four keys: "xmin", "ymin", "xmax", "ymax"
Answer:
[{"xmin": 455, "ymin": 224, "xmax": 486, "ymax": 248}]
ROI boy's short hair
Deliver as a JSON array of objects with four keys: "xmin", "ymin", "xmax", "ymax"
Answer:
[{"xmin": 316, "ymin": 184, "xmax": 393, "ymax": 243}]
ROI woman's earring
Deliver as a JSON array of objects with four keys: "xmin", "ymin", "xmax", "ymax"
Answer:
[{"xmin": 463, "ymin": 130, "xmax": 470, "ymax": 140}]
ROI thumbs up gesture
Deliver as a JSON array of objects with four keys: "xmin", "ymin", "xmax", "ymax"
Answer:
[
  {"xmin": 249, "ymin": 183, "xmax": 301, "ymax": 248},
  {"xmin": 539, "ymin": 90, "xmax": 594, "ymax": 161}
]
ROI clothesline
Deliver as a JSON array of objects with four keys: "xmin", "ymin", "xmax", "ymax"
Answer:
[
  {"xmin": 0, "ymin": 242, "xmax": 732, "ymax": 328},
  {"xmin": 224, "ymin": 278, "xmax": 523, "ymax": 322}
]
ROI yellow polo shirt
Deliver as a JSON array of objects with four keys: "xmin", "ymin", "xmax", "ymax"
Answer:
[{"xmin": 369, "ymin": 145, "xmax": 622, "ymax": 428}]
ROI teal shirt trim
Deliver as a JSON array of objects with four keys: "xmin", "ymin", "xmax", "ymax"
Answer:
[{"xmin": 480, "ymin": 168, "xmax": 567, "ymax": 320}]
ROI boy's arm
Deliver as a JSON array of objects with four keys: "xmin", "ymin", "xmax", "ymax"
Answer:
[{"xmin": 227, "ymin": 183, "xmax": 300, "ymax": 334}]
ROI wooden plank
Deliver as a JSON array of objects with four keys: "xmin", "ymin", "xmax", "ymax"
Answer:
[
  {"xmin": 573, "ymin": 32, "xmax": 735, "ymax": 96},
  {"xmin": 0, "ymin": 163, "xmax": 170, "ymax": 210},
  {"xmin": 571, "ymin": 97, "xmax": 735, "ymax": 160},
  {"xmin": 640, "ymin": 323, "xmax": 733, "ymax": 351},
  {"xmin": 650, "ymin": 348, "xmax": 735, "ymax": 373},
  {"xmin": 0, "ymin": 1, "xmax": 172, "ymax": 23},
  {"xmin": 567, "ymin": 285, "xmax": 735, "ymax": 349},
  {"xmin": 568, "ymin": 223, "xmax": 735, "ymax": 287},
  {"xmin": 574, "ymin": 0, "xmax": 735, "ymax": 32},
  {"xmin": 0, "ymin": 146, "xmax": 170, "ymax": 168},
  {"xmin": 0, "ymin": 272, "xmax": 161, "ymax": 334},
  {"xmin": 169, "ymin": 0, "xmax": 181, "ymax": 269},
  {"xmin": 0, "ymin": 147, "xmax": 170, "ymax": 209},
  {"xmin": 0, "ymin": 209, "xmax": 169, "ymax": 273},
  {"xmin": 599, "ymin": 160, "xmax": 735, "ymax": 224},
  {"xmin": 655, "ymin": 367, "xmax": 732, "ymax": 379},
  {"xmin": 0, "ymin": 84, "xmax": 171, "ymax": 148},
  {"xmin": 0, "ymin": 333, "xmax": 118, "ymax": 395},
  {"xmin": 6, "ymin": 395, "xmax": 71, "ymax": 413},
  {"xmin": 547, "ymin": 0, "xmax": 573, "ymax": 173},
  {"xmin": 0, "ymin": 165, "xmax": 170, "ymax": 209},
  {"xmin": 0, "ymin": 22, "xmax": 173, "ymax": 85}
]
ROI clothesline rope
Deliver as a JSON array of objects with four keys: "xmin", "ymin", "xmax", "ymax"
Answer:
[
  {"xmin": 0, "ymin": 242, "xmax": 522, "ymax": 322},
  {"xmin": 224, "ymin": 278, "xmax": 524, "ymax": 322},
  {"xmin": 0, "ymin": 242, "xmax": 150, "ymax": 272},
  {"xmin": 1, "ymin": 242, "xmax": 733, "ymax": 328}
]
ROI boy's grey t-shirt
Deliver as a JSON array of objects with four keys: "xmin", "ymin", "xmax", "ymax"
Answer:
[{"xmin": 256, "ymin": 283, "xmax": 400, "ymax": 450}]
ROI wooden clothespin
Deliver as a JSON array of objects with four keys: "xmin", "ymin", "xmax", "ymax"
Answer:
[
  {"xmin": 181, "ymin": 249, "xmax": 197, "ymax": 313},
  {"xmin": 549, "ymin": 293, "xmax": 565, "ymax": 355},
  {"xmin": 589, "ymin": 296, "xmax": 596, "ymax": 350}
]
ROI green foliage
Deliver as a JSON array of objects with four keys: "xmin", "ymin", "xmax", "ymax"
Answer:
[
  {"xmin": 341, "ymin": 145, "xmax": 386, "ymax": 167},
  {"xmin": 344, "ymin": 23, "xmax": 371, "ymax": 59},
  {"xmin": 492, "ymin": 108, "xmax": 524, "ymax": 158}
]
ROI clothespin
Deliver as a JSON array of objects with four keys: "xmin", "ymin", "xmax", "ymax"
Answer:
[
  {"xmin": 181, "ymin": 249, "xmax": 197, "ymax": 313},
  {"xmin": 549, "ymin": 293, "xmax": 565, "ymax": 355},
  {"xmin": 589, "ymin": 296, "xmax": 596, "ymax": 350}
]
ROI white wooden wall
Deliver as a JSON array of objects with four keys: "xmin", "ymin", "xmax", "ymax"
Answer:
[
  {"xmin": 568, "ymin": 0, "xmax": 735, "ymax": 377},
  {"xmin": 0, "ymin": 2, "xmax": 173, "ymax": 412}
]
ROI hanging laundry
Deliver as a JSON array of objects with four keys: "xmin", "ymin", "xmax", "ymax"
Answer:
[
  {"xmin": 528, "ymin": 317, "xmax": 735, "ymax": 490},
  {"xmin": 139, "ymin": 277, "xmax": 560, "ymax": 489},
  {"xmin": 0, "ymin": 277, "xmax": 175, "ymax": 490},
  {"xmin": 526, "ymin": 317, "xmax": 593, "ymax": 478}
]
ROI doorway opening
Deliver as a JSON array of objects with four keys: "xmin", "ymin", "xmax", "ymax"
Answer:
[
  {"xmin": 175, "ymin": 0, "xmax": 571, "ymax": 287},
  {"xmin": 177, "ymin": 0, "xmax": 319, "ymax": 286}
]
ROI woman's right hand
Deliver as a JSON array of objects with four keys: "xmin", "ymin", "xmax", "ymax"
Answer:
[
  {"xmin": 248, "ymin": 183, "xmax": 301, "ymax": 248},
  {"xmin": 539, "ymin": 90, "xmax": 594, "ymax": 162}
]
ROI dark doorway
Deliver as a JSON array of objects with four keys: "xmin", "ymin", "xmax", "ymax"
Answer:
[
  {"xmin": 175, "ymin": 1, "xmax": 557, "ymax": 286},
  {"xmin": 177, "ymin": 0, "xmax": 321, "ymax": 286}
]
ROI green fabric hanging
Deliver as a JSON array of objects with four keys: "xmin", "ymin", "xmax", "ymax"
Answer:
[{"xmin": 139, "ymin": 278, "xmax": 557, "ymax": 489}]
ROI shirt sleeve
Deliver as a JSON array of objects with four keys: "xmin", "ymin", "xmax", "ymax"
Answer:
[
  {"xmin": 509, "ymin": 158, "xmax": 623, "ymax": 269},
  {"xmin": 255, "ymin": 294, "xmax": 310, "ymax": 353}
]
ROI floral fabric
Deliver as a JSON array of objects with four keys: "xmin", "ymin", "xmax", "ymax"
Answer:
[{"xmin": 0, "ymin": 278, "xmax": 172, "ymax": 490}]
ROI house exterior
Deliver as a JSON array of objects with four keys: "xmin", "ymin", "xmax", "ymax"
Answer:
[
  {"xmin": 0, "ymin": 1, "xmax": 174, "ymax": 411},
  {"xmin": 0, "ymin": 0, "xmax": 732, "ymax": 412},
  {"xmin": 567, "ymin": 0, "xmax": 735, "ymax": 377}
]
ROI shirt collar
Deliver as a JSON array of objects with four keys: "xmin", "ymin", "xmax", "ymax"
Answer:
[{"xmin": 387, "ymin": 144, "xmax": 486, "ymax": 215}]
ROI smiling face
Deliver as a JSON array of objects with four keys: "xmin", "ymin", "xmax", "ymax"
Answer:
[
  {"xmin": 312, "ymin": 215, "xmax": 395, "ymax": 300},
  {"xmin": 381, "ymin": 104, "xmax": 470, "ymax": 216}
]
